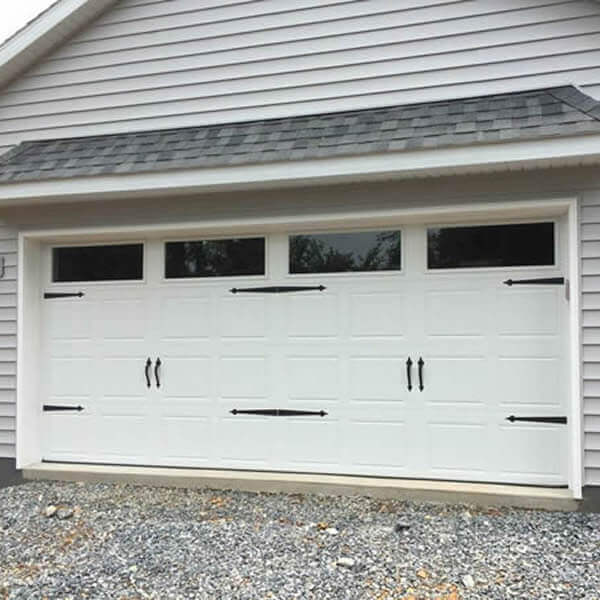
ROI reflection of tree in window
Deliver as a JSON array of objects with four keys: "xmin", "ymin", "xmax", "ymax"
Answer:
[
  {"xmin": 428, "ymin": 223, "xmax": 554, "ymax": 269},
  {"xmin": 290, "ymin": 231, "xmax": 401, "ymax": 273},
  {"xmin": 166, "ymin": 238, "xmax": 265, "ymax": 278}
]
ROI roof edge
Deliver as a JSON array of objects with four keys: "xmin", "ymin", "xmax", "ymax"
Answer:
[
  {"xmin": 0, "ymin": 0, "xmax": 118, "ymax": 92},
  {"xmin": 0, "ymin": 132, "xmax": 599, "ymax": 207}
]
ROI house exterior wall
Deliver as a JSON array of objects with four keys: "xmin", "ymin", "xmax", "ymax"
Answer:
[
  {"xmin": 0, "ymin": 0, "xmax": 600, "ymax": 486},
  {"xmin": 582, "ymin": 188, "xmax": 600, "ymax": 485},
  {"xmin": 1, "ymin": 0, "xmax": 600, "ymax": 154}
]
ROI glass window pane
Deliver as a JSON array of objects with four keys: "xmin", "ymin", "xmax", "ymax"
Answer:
[
  {"xmin": 289, "ymin": 230, "xmax": 401, "ymax": 274},
  {"xmin": 52, "ymin": 244, "xmax": 143, "ymax": 282},
  {"xmin": 165, "ymin": 238, "xmax": 265, "ymax": 278},
  {"xmin": 427, "ymin": 222, "xmax": 555, "ymax": 269}
]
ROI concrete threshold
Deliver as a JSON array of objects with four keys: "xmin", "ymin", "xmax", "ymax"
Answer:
[{"xmin": 23, "ymin": 463, "xmax": 579, "ymax": 511}]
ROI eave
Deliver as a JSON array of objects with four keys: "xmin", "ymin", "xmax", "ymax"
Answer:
[
  {"xmin": 1, "ymin": 133, "xmax": 600, "ymax": 207},
  {"xmin": 0, "ymin": 0, "xmax": 117, "ymax": 92}
]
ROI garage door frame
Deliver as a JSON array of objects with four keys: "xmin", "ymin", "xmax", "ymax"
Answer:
[{"xmin": 16, "ymin": 195, "xmax": 583, "ymax": 497}]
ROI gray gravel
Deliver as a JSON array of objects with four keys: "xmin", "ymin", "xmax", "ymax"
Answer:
[{"xmin": 0, "ymin": 481, "xmax": 598, "ymax": 599}]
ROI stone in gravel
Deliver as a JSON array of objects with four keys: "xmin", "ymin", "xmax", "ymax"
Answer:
[
  {"xmin": 44, "ymin": 505, "xmax": 57, "ymax": 518},
  {"xmin": 56, "ymin": 506, "xmax": 74, "ymax": 520},
  {"xmin": 337, "ymin": 558, "xmax": 355, "ymax": 568},
  {"xmin": 463, "ymin": 574, "xmax": 475, "ymax": 588},
  {"xmin": 395, "ymin": 523, "xmax": 410, "ymax": 533},
  {"xmin": 325, "ymin": 528, "xmax": 338, "ymax": 535}
]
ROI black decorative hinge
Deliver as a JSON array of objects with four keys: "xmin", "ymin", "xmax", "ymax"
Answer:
[
  {"xmin": 230, "ymin": 408, "xmax": 328, "ymax": 417},
  {"xmin": 43, "ymin": 405, "xmax": 84, "ymax": 412},
  {"xmin": 44, "ymin": 292, "xmax": 85, "ymax": 299},
  {"xmin": 506, "ymin": 415, "xmax": 567, "ymax": 424},
  {"xmin": 503, "ymin": 278, "xmax": 564, "ymax": 286},
  {"xmin": 230, "ymin": 285, "xmax": 326, "ymax": 294}
]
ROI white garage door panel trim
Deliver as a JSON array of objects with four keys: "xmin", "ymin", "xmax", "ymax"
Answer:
[{"xmin": 17, "ymin": 195, "xmax": 583, "ymax": 497}]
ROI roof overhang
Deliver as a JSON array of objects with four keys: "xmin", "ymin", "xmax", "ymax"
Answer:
[
  {"xmin": 1, "ymin": 133, "xmax": 600, "ymax": 207},
  {"xmin": 0, "ymin": 0, "xmax": 117, "ymax": 91}
]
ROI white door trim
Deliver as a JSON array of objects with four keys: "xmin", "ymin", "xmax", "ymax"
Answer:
[{"xmin": 16, "ymin": 195, "xmax": 583, "ymax": 497}]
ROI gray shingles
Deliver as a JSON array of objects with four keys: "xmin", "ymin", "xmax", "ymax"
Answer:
[{"xmin": 1, "ymin": 85, "xmax": 600, "ymax": 184}]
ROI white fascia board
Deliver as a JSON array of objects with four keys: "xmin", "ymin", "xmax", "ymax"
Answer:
[
  {"xmin": 2, "ymin": 134, "xmax": 600, "ymax": 206},
  {"xmin": 0, "ymin": 0, "xmax": 117, "ymax": 90}
]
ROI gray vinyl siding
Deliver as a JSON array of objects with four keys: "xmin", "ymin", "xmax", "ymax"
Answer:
[
  {"xmin": 582, "ymin": 191, "xmax": 600, "ymax": 486},
  {"xmin": 0, "ymin": 0, "xmax": 600, "ymax": 481},
  {"xmin": 1, "ymin": 0, "xmax": 600, "ymax": 151},
  {"xmin": 0, "ymin": 226, "xmax": 16, "ymax": 459}
]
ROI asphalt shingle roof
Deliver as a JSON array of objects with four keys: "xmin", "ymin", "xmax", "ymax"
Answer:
[{"xmin": 1, "ymin": 85, "xmax": 600, "ymax": 184}]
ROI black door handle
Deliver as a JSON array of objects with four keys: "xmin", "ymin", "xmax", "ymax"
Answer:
[
  {"xmin": 418, "ymin": 357, "xmax": 424, "ymax": 391},
  {"xmin": 154, "ymin": 357, "xmax": 162, "ymax": 388},
  {"xmin": 145, "ymin": 358, "xmax": 152, "ymax": 388},
  {"xmin": 406, "ymin": 357, "xmax": 413, "ymax": 391}
]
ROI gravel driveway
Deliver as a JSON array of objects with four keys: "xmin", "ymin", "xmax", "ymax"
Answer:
[{"xmin": 0, "ymin": 481, "xmax": 598, "ymax": 599}]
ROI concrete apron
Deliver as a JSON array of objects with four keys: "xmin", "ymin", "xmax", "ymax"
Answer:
[{"xmin": 24, "ymin": 463, "xmax": 579, "ymax": 511}]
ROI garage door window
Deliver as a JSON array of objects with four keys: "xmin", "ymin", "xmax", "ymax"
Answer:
[
  {"xmin": 289, "ymin": 230, "xmax": 401, "ymax": 274},
  {"xmin": 165, "ymin": 237, "xmax": 265, "ymax": 278},
  {"xmin": 427, "ymin": 222, "xmax": 555, "ymax": 270},
  {"xmin": 52, "ymin": 243, "xmax": 144, "ymax": 282}
]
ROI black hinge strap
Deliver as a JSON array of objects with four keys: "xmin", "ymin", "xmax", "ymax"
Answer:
[
  {"xmin": 230, "ymin": 409, "xmax": 327, "ymax": 417},
  {"xmin": 230, "ymin": 286, "xmax": 326, "ymax": 294},
  {"xmin": 506, "ymin": 415, "xmax": 567, "ymax": 424},
  {"xmin": 503, "ymin": 278, "xmax": 564, "ymax": 286},
  {"xmin": 44, "ymin": 292, "xmax": 85, "ymax": 299},
  {"xmin": 43, "ymin": 405, "xmax": 84, "ymax": 412}
]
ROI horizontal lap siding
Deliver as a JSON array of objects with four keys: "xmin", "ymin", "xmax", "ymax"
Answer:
[
  {"xmin": 0, "ymin": 224, "xmax": 16, "ymax": 459},
  {"xmin": 1, "ymin": 0, "xmax": 600, "ymax": 146},
  {"xmin": 582, "ymin": 191, "xmax": 600, "ymax": 485}
]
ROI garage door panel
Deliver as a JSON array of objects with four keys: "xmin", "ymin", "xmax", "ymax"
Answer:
[
  {"xmin": 44, "ymin": 414, "xmax": 93, "ymax": 458},
  {"xmin": 98, "ymin": 299, "xmax": 147, "ymax": 340},
  {"xmin": 94, "ymin": 415, "xmax": 150, "ymax": 461},
  {"xmin": 497, "ymin": 358, "xmax": 562, "ymax": 407},
  {"xmin": 218, "ymin": 356, "xmax": 269, "ymax": 399},
  {"xmin": 159, "ymin": 357, "xmax": 212, "ymax": 398},
  {"xmin": 496, "ymin": 336, "xmax": 561, "ymax": 358},
  {"xmin": 160, "ymin": 296, "xmax": 211, "ymax": 340},
  {"xmin": 350, "ymin": 293, "xmax": 407, "ymax": 337},
  {"xmin": 96, "ymin": 397, "xmax": 148, "ymax": 417},
  {"xmin": 285, "ymin": 294, "xmax": 338, "ymax": 338},
  {"xmin": 219, "ymin": 297, "xmax": 266, "ymax": 338},
  {"xmin": 158, "ymin": 416, "xmax": 211, "ymax": 462},
  {"xmin": 497, "ymin": 290, "xmax": 559, "ymax": 335},
  {"xmin": 286, "ymin": 356, "xmax": 340, "ymax": 400},
  {"xmin": 422, "ymin": 358, "xmax": 487, "ymax": 405},
  {"xmin": 100, "ymin": 358, "xmax": 150, "ymax": 397},
  {"xmin": 217, "ymin": 417, "xmax": 275, "ymax": 463},
  {"xmin": 349, "ymin": 357, "xmax": 405, "ymax": 402},
  {"xmin": 48, "ymin": 358, "xmax": 93, "ymax": 397},
  {"xmin": 424, "ymin": 290, "xmax": 486, "ymax": 335},
  {"xmin": 46, "ymin": 302, "xmax": 92, "ymax": 340},
  {"xmin": 422, "ymin": 336, "xmax": 488, "ymax": 357},
  {"xmin": 283, "ymin": 419, "xmax": 340, "ymax": 467},
  {"xmin": 159, "ymin": 397, "xmax": 211, "ymax": 418},
  {"xmin": 346, "ymin": 421, "xmax": 407, "ymax": 469},
  {"xmin": 427, "ymin": 423, "xmax": 488, "ymax": 474},
  {"xmin": 498, "ymin": 425, "xmax": 567, "ymax": 479}
]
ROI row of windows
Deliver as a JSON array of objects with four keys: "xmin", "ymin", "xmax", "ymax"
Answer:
[{"xmin": 52, "ymin": 222, "xmax": 555, "ymax": 283}]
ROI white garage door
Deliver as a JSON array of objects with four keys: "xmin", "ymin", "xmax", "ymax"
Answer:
[{"xmin": 40, "ymin": 220, "xmax": 570, "ymax": 486}]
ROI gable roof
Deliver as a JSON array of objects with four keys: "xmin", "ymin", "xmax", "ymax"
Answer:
[
  {"xmin": 0, "ymin": 0, "xmax": 117, "ymax": 92},
  {"xmin": 0, "ymin": 85, "xmax": 599, "ymax": 185}
]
